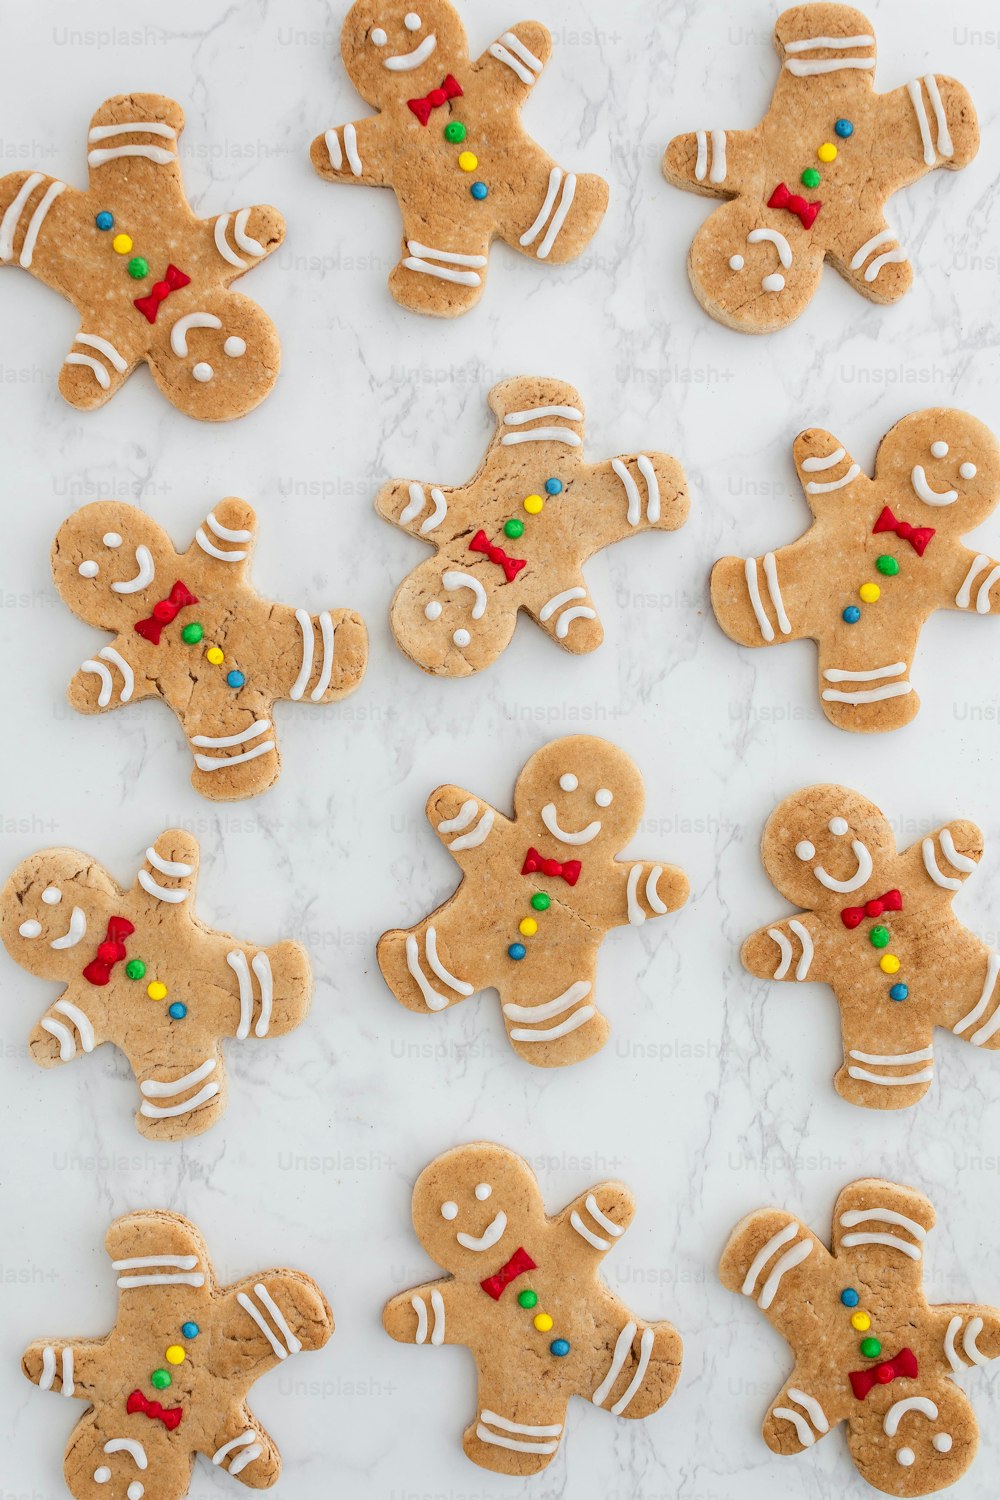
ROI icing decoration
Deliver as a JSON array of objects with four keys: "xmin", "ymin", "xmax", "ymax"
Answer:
[
  {"xmin": 767, "ymin": 181, "xmax": 821, "ymax": 228},
  {"xmin": 79, "ymin": 560, "xmax": 99, "ymax": 578},
  {"xmin": 872, "ymin": 506, "xmax": 934, "ymax": 555},
  {"xmin": 82, "ymin": 916, "xmax": 136, "ymax": 985},
  {"xmin": 407, "ymin": 74, "xmax": 463, "ymax": 126},
  {"xmin": 480, "ymin": 1246, "xmax": 537, "ymax": 1300},
  {"xmin": 849, "ymin": 1347, "xmax": 918, "ymax": 1400},
  {"xmin": 133, "ymin": 263, "xmax": 191, "ymax": 324},
  {"xmin": 469, "ymin": 529, "xmax": 526, "ymax": 582},
  {"xmin": 841, "ymin": 890, "xmax": 902, "ymax": 928},
  {"xmin": 134, "ymin": 582, "xmax": 199, "ymax": 645},
  {"xmin": 521, "ymin": 847, "xmax": 581, "ymax": 885},
  {"xmin": 126, "ymin": 1389, "xmax": 183, "ymax": 1429}
]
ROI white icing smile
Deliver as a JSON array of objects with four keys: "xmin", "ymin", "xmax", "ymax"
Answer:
[
  {"xmin": 49, "ymin": 905, "xmax": 87, "ymax": 949},
  {"xmin": 541, "ymin": 803, "xmax": 602, "ymax": 846},
  {"xmin": 456, "ymin": 1210, "xmax": 507, "ymax": 1252},
  {"xmin": 384, "ymin": 31, "xmax": 437, "ymax": 70},
  {"xmin": 911, "ymin": 464, "xmax": 957, "ymax": 506},
  {"xmin": 111, "ymin": 545, "xmax": 155, "ymax": 594},
  {"xmin": 812, "ymin": 839, "xmax": 874, "ymax": 893}
]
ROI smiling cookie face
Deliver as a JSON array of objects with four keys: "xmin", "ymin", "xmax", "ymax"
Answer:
[
  {"xmin": 52, "ymin": 502, "xmax": 172, "ymax": 633},
  {"xmin": 513, "ymin": 737, "xmax": 645, "ymax": 856},
  {"xmin": 341, "ymin": 0, "xmax": 466, "ymax": 107},
  {"xmin": 760, "ymin": 785, "xmax": 897, "ymax": 913},
  {"xmin": 874, "ymin": 409, "xmax": 1000, "ymax": 534},
  {"xmin": 411, "ymin": 1144, "xmax": 544, "ymax": 1276},
  {"xmin": 1, "ymin": 849, "xmax": 119, "ymax": 982}
]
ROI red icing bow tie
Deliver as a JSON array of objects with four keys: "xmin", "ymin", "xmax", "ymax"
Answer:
[
  {"xmin": 127, "ymin": 1389, "xmax": 184, "ymax": 1430},
  {"xmin": 873, "ymin": 505, "xmax": 935, "ymax": 557},
  {"xmin": 849, "ymin": 1346, "xmax": 918, "ymax": 1400},
  {"xmin": 134, "ymin": 263, "xmax": 191, "ymax": 324},
  {"xmin": 82, "ymin": 916, "xmax": 135, "ymax": 987},
  {"xmin": 522, "ymin": 847, "xmax": 581, "ymax": 886},
  {"xmin": 768, "ymin": 181, "xmax": 821, "ymax": 229},
  {"xmin": 841, "ymin": 889, "xmax": 902, "ymax": 929},
  {"xmin": 134, "ymin": 580, "xmax": 199, "ymax": 645},
  {"xmin": 470, "ymin": 530, "xmax": 526, "ymax": 584},
  {"xmin": 407, "ymin": 74, "xmax": 463, "ymax": 125},
  {"xmin": 480, "ymin": 1246, "xmax": 537, "ymax": 1301}
]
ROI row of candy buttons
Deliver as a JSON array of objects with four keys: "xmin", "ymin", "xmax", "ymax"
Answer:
[
  {"xmin": 801, "ymin": 118, "xmax": 853, "ymax": 189},
  {"xmin": 151, "ymin": 1321, "xmax": 199, "ymax": 1390},
  {"xmin": 95, "ymin": 212, "xmax": 149, "ymax": 279},
  {"xmin": 181, "ymin": 622, "xmax": 245, "ymax": 689},
  {"xmin": 443, "ymin": 120, "xmax": 487, "ymax": 199},
  {"xmin": 840, "ymin": 1287, "xmax": 881, "ymax": 1359},
  {"xmin": 842, "ymin": 557, "xmax": 899, "ymax": 624},
  {"xmin": 517, "ymin": 1287, "xmax": 569, "ymax": 1356},
  {"xmin": 125, "ymin": 959, "xmax": 187, "ymax": 1018}
]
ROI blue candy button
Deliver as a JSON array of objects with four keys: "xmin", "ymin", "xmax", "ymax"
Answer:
[
  {"xmin": 834, "ymin": 118, "xmax": 854, "ymax": 138},
  {"xmin": 470, "ymin": 181, "xmax": 488, "ymax": 200},
  {"xmin": 226, "ymin": 670, "xmax": 245, "ymax": 689},
  {"xmin": 508, "ymin": 943, "xmax": 526, "ymax": 961},
  {"xmin": 181, "ymin": 1322, "xmax": 200, "ymax": 1339},
  {"xmin": 843, "ymin": 605, "xmax": 861, "ymax": 623},
  {"xmin": 545, "ymin": 478, "xmax": 563, "ymax": 495},
  {"xmin": 95, "ymin": 211, "xmax": 114, "ymax": 230},
  {"xmin": 168, "ymin": 1002, "xmax": 187, "ymax": 1019},
  {"xmin": 841, "ymin": 1288, "xmax": 859, "ymax": 1307},
  {"xmin": 550, "ymin": 1339, "xmax": 570, "ymax": 1356},
  {"xmin": 889, "ymin": 983, "xmax": 908, "ymax": 1001}
]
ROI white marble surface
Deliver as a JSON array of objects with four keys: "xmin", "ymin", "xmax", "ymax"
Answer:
[{"xmin": 1, "ymin": 0, "xmax": 999, "ymax": 1495}]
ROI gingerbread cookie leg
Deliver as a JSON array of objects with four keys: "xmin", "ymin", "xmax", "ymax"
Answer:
[
  {"xmin": 204, "ymin": 1408, "xmax": 279, "ymax": 1487},
  {"xmin": 504, "ymin": 155, "xmax": 609, "ymax": 268},
  {"xmin": 388, "ymin": 216, "xmax": 492, "ymax": 318},
  {"xmin": 528, "ymin": 568, "xmax": 605, "ymax": 655},
  {"xmin": 498, "ymin": 937, "xmax": 607, "ymax": 1067},
  {"xmin": 830, "ymin": 213, "xmax": 913, "ymax": 305},
  {"xmin": 833, "ymin": 1006, "xmax": 936, "ymax": 1111},
  {"xmin": 130, "ymin": 1042, "xmax": 228, "ymax": 1142},
  {"xmin": 463, "ymin": 1375, "xmax": 568, "ymax": 1475},
  {"xmin": 762, "ymin": 1371, "xmax": 840, "ymax": 1456},
  {"xmin": 816, "ymin": 618, "xmax": 922, "ymax": 732}
]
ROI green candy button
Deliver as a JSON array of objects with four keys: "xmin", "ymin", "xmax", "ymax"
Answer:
[
  {"xmin": 860, "ymin": 1337, "xmax": 882, "ymax": 1359},
  {"xmin": 127, "ymin": 257, "xmax": 149, "ymax": 279},
  {"xmin": 530, "ymin": 893, "xmax": 550, "ymax": 911},
  {"xmin": 876, "ymin": 554, "xmax": 899, "ymax": 576},
  {"xmin": 150, "ymin": 1368, "xmax": 171, "ymax": 1390},
  {"xmin": 504, "ymin": 518, "xmax": 525, "ymax": 539},
  {"xmin": 444, "ymin": 121, "xmax": 466, "ymax": 144},
  {"xmin": 517, "ymin": 1289, "xmax": 538, "ymax": 1309},
  {"xmin": 181, "ymin": 622, "xmax": 204, "ymax": 644},
  {"xmin": 801, "ymin": 167, "xmax": 821, "ymax": 188},
  {"xmin": 125, "ymin": 959, "xmax": 146, "ymax": 980},
  {"xmin": 869, "ymin": 925, "xmax": 890, "ymax": 949}
]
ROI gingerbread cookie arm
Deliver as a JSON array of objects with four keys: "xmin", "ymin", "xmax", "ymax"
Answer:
[
  {"xmin": 473, "ymin": 22, "xmax": 552, "ymax": 94},
  {"xmin": 573, "ymin": 452, "xmax": 690, "ymax": 556},
  {"xmin": 214, "ymin": 1271, "xmax": 334, "ymax": 1381},
  {"xmin": 426, "ymin": 785, "xmax": 509, "ymax": 864},
  {"xmin": 720, "ymin": 1208, "xmax": 831, "ymax": 1348},
  {"xmin": 904, "ymin": 819, "xmax": 983, "ymax": 907},
  {"xmin": 604, "ymin": 859, "xmax": 689, "ymax": 930},
  {"xmin": 375, "ymin": 476, "xmax": 465, "ymax": 545},
  {"xmin": 183, "ymin": 497, "xmax": 258, "ymax": 582},
  {"xmin": 880, "ymin": 75, "xmax": 980, "ymax": 188},
  {"xmin": 22, "ymin": 1337, "xmax": 107, "ymax": 1401},
  {"xmin": 203, "ymin": 1407, "xmax": 280, "ymax": 1487},
  {"xmin": 742, "ymin": 914, "xmax": 826, "ymax": 987},
  {"xmin": 949, "ymin": 545, "xmax": 1000, "ymax": 617},
  {"xmin": 133, "ymin": 831, "xmax": 202, "ymax": 908},
  {"xmin": 384, "ymin": 1279, "xmax": 469, "ymax": 1347},
  {"xmin": 204, "ymin": 203, "xmax": 284, "ymax": 274},
  {"xmin": 662, "ymin": 127, "xmax": 759, "ymax": 198},
  {"xmin": 310, "ymin": 114, "xmax": 392, "ymax": 187},
  {"xmin": 0, "ymin": 171, "xmax": 82, "ymax": 295},
  {"xmin": 67, "ymin": 633, "xmax": 157, "ymax": 715},
  {"xmin": 791, "ymin": 428, "xmax": 868, "ymax": 518},
  {"xmin": 711, "ymin": 538, "xmax": 815, "ymax": 651},
  {"xmin": 932, "ymin": 1304, "xmax": 1000, "ymax": 1373},
  {"xmin": 554, "ymin": 1181, "xmax": 635, "ymax": 1256}
]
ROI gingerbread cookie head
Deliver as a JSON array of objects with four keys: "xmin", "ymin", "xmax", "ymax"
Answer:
[
  {"xmin": 760, "ymin": 786, "xmax": 897, "ymax": 916},
  {"xmin": 2, "ymin": 849, "xmax": 119, "ymax": 984},
  {"xmin": 512, "ymin": 737, "xmax": 645, "ymax": 858},
  {"xmin": 411, "ymin": 1143, "xmax": 545, "ymax": 1276},
  {"xmin": 53, "ymin": 503, "xmax": 172, "ymax": 634},
  {"xmin": 341, "ymin": 0, "xmax": 467, "ymax": 106},
  {"xmin": 866, "ymin": 409, "xmax": 1000, "ymax": 537}
]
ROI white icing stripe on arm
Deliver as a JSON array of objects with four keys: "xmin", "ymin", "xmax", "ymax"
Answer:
[
  {"xmin": 955, "ymin": 951, "xmax": 1000, "ymax": 1035},
  {"xmin": 0, "ymin": 173, "xmax": 44, "ymax": 259},
  {"xmin": 839, "ymin": 1207, "xmax": 926, "ymax": 1239},
  {"xmin": 806, "ymin": 464, "xmax": 861, "ymax": 493},
  {"xmin": 944, "ymin": 1315, "xmax": 964, "ymax": 1371},
  {"xmin": 412, "ymin": 1295, "xmax": 428, "ymax": 1343},
  {"xmin": 788, "ymin": 919, "xmax": 813, "ymax": 979},
  {"xmin": 343, "ymin": 123, "xmax": 362, "ymax": 176},
  {"xmin": 709, "ymin": 129, "xmax": 727, "ymax": 184},
  {"xmin": 769, "ymin": 928, "xmax": 792, "ymax": 978},
  {"xmin": 430, "ymin": 1288, "xmax": 445, "ymax": 1344},
  {"xmin": 907, "ymin": 79, "xmax": 935, "ymax": 165},
  {"xmin": 146, "ymin": 847, "xmax": 192, "ymax": 877},
  {"xmin": 556, "ymin": 604, "xmax": 596, "ymax": 637},
  {"xmin": 758, "ymin": 1239, "xmax": 812, "ymax": 1308},
  {"xmin": 504, "ymin": 404, "xmax": 583, "ymax": 424},
  {"xmin": 840, "ymin": 1232, "xmax": 922, "ymax": 1259},
  {"xmin": 214, "ymin": 213, "xmax": 246, "ymax": 268},
  {"xmin": 228, "ymin": 950, "xmax": 254, "ymax": 1038},
  {"xmin": 592, "ymin": 1322, "xmax": 636, "ymax": 1405},
  {"xmin": 740, "ymin": 1222, "xmax": 797, "ymax": 1296},
  {"xmin": 956, "ymin": 554, "xmax": 990, "ymax": 608},
  {"xmin": 976, "ymin": 564, "xmax": 1000, "ymax": 612},
  {"xmin": 237, "ymin": 1291, "xmax": 289, "ymax": 1359},
  {"xmin": 138, "ymin": 869, "xmax": 188, "ymax": 903},
  {"xmin": 140, "ymin": 1059, "xmax": 217, "ymax": 1098},
  {"xmin": 233, "ymin": 208, "xmax": 265, "ymax": 256},
  {"xmin": 784, "ymin": 33, "xmax": 875, "ymax": 51},
  {"xmin": 229, "ymin": 1445, "xmax": 262, "ymax": 1476},
  {"xmin": 923, "ymin": 74, "xmax": 953, "ymax": 156},
  {"xmin": 940, "ymin": 828, "xmax": 977, "ymax": 873},
  {"xmin": 255, "ymin": 1284, "xmax": 302, "ymax": 1353},
  {"xmin": 99, "ymin": 647, "xmax": 134, "ymax": 701},
  {"xmin": 290, "ymin": 609, "xmax": 314, "ymax": 699},
  {"xmin": 788, "ymin": 1389, "xmax": 829, "ymax": 1434},
  {"xmin": 53, "ymin": 999, "xmax": 95, "ymax": 1052},
  {"xmin": 626, "ymin": 864, "xmax": 644, "ymax": 925},
  {"xmin": 81, "ymin": 659, "xmax": 113, "ymax": 706},
  {"xmin": 646, "ymin": 867, "xmax": 667, "ymax": 914},
  {"xmin": 252, "ymin": 954, "xmax": 273, "ymax": 1036},
  {"xmin": 521, "ymin": 168, "xmax": 562, "ymax": 245},
  {"xmin": 88, "ymin": 145, "xmax": 176, "ymax": 166},
  {"xmin": 694, "ymin": 131, "xmax": 707, "ymax": 180},
  {"xmin": 490, "ymin": 42, "xmax": 535, "ymax": 84},
  {"xmin": 537, "ymin": 173, "xmax": 576, "ymax": 259},
  {"xmin": 922, "ymin": 838, "xmax": 962, "ymax": 890},
  {"xmin": 65, "ymin": 353, "xmax": 110, "ymax": 389},
  {"xmin": 613, "ymin": 458, "xmax": 641, "ymax": 525},
  {"xmin": 406, "ymin": 934, "xmax": 449, "ymax": 1011},
  {"xmin": 324, "ymin": 129, "xmax": 342, "ymax": 170},
  {"xmin": 195, "ymin": 528, "xmax": 246, "ymax": 562},
  {"xmin": 213, "ymin": 1432, "xmax": 256, "ymax": 1466},
  {"xmin": 571, "ymin": 1209, "xmax": 609, "ymax": 1250},
  {"xmin": 501, "ymin": 427, "xmax": 581, "ymax": 447},
  {"xmin": 448, "ymin": 809, "xmax": 494, "ymax": 851},
  {"xmin": 586, "ymin": 1194, "xmax": 624, "ymax": 1236},
  {"xmin": 801, "ymin": 446, "xmax": 846, "ymax": 471},
  {"xmin": 425, "ymin": 927, "xmax": 474, "ymax": 995},
  {"xmin": 19, "ymin": 180, "xmax": 65, "ymax": 267},
  {"xmin": 637, "ymin": 454, "xmax": 660, "ymax": 521},
  {"xmin": 762, "ymin": 553, "xmax": 791, "ymax": 633},
  {"xmin": 39, "ymin": 1347, "xmax": 56, "ymax": 1389},
  {"xmin": 773, "ymin": 1406, "xmax": 814, "ymax": 1446},
  {"xmin": 744, "ymin": 557, "xmax": 774, "ymax": 641},
  {"xmin": 963, "ymin": 1316, "xmax": 987, "ymax": 1364},
  {"xmin": 112, "ymin": 1253, "xmax": 199, "ymax": 1270},
  {"xmin": 437, "ymin": 799, "xmax": 478, "ymax": 834},
  {"xmin": 89, "ymin": 122, "xmax": 176, "ymax": 140},
  {"xmin": 540, "ymin": 586, "xmax": 585, "ymax": 622},
  {"xmin": 611, "ymin": 1326, "xmax": 654, "ymax": 1414},
  {"xmin": 41, "ymin": 1018, "xmax": 75, "ymax": 1059},
  {"xmin": 502, "ymin": 31, "xmax": 543, "ymax": 71}
]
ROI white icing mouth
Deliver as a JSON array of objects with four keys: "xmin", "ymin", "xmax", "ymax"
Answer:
[
  {"xmin": 111, "ymin": 545, "xmax": 155, "ymax": 594},
  {"xmin": 911, "ymin": 464, "xmax": 958, "ymax": 506},
  {"xmin": 541, "ymin": 804, "xmax": 602, "ymax": 846},
  {"xmin": 456, "ymin": 1210, "xmax": 507, "ymax": 1252},
  {"xmin": 384, "ymin": 32, "xmax": 436, "ymax": 70},
  {"xmin": 49, "ymin": 905, "xmax": 87, "ymax": 949},
  {"xmin": 813, "ymin": 840, "xmax": 874, "ymax": 893}
]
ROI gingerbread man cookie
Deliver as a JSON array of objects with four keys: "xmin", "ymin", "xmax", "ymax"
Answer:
[
  {"xmin": 711, "ymin": 409, "xmax": 1000, "ymax": 731},
  {"xmin": 0, "ymin": 94, "xmax": 284, "ymax": 419},
  {"xmin": 309, "ymin": 1, "xmax": 609, "ymax": 316},
  {"xmin": 1, "ymin": 830, "xmax": 311, "ymax": 1140},
  {"xmin": 52, "ymin": 499, "xmax": 367, "ymax": 800},
  {"xmin": 662, "ymin": 5, "xmax": 978, "ymax": 333},
  {"xmin": 721, "ymin": 1179, "xmax": 1000, "ymax": 1495},
  {"xmin": 377, "ymin": 376, "xmax": 689, "ymax": 675},
  {"xmin": 742, "ymin": 784, "xmax": 1000, "ymax": 1112},
  {"xmin": 23, "ymin": 1211, "xmax": 333, "ymax": 1498},
  {"xmin": 377, "ymin": 736, "xmax": 689, "ymax": 1065},
  {"xmin": 384, "ymin": 1143, "xmax": 681, "ymax": 1474}
]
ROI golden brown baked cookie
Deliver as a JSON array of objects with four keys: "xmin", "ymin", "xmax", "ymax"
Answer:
[
  {"xmin": 720, "ymin": 1179, "xmax": 1000, "ymax": 1495},
  {"xmin": 662, "ymin": 5, "xmax": 978, "ymax": 333},
  {"xmin": 377, "ymin": 735, "xmax": 689, "ymax": 1065},
  {"xmin": 377, "ymin": 376, "xmax": 689, "ymax": 675},
  {"xmin": 384, "ymin": 1143, "xmax": 682, "ymax": 1473},
  {"xmin": 0, "ymin": 94, "xmax": 284, "ymax": 418},
  {"xmin": 711, "ymin": 409, "xmax": 1000, "ymax": 731},
  {"xmin": 1, "ymin": 830, "xmax": 311, "ymax": 1139},
  {"xmin": 309, "ymin": 0, "xmax": 609, "ymax": 315},
  {"xmin": 22, "ymin": 1211, "xmax": 333, "ymax": 1496},
  {"xmin": 52, "ymin": 499, "xmax": 368, "ymax": 800},
  {"xmin": 742, "ymin": 783, "xmax": 1000, "ymax": 1110}
]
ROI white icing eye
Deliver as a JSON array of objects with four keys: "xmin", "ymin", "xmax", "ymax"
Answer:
[
  {"xmin": 18, "ymin": 920, "xmax": 41, "ymax": 939},
  {"xmin": 930, "ymin": 440, "xmax": 949, "ymax": 458},
  {"xmin": 828, "ymin": 817, "xmax": 848, "ymax": 836},
  {"xmin": 405, "ymin": 11, "xmax": 421, "ymax": 28},
  {"xmin": 896, "ymin": 1448, "xmax": 915, "ymax": 1467},
  {"xmin": 424, "ymin": 600, "xmax": 442, "ymax": 621},
  {"xmin": 224, "ymin": 336, "xmax": 246, "ymax": 358},
  {"xmin": 729, "ymin": 254, "xmax": 745, "ymax": 270},
  {"xmin": 102, "ymin": 532, "xmax": 122, "ymax": 548},
  {"xmin": 559, "ymin": 774, "xmax": 578, "ymax": 791},
  {"xmin": 94, "ymin": 1470, "xmax": 111, "ymax": 1486},
  {"xmin": 762, "ymin": 273, "xmax": 785, "ymax": 293},
  {"xmin": 371, "ymin": 26, "xmax": 387, "ymax": 44},
  {"xmin": 192, "ymin": 362, "xmax": 213, "ymax": 382},
  {"xmin": 960, "ymin": 462, "xmax": 977, "ymax": 479},
  {"xmin": 78, "ymin": 560, "xmax": 98, "ymax": 578},
  {"xmin": 475, "ymin": 1183, "xmax": 492, "ymax": 1200},
  {"xmin": 453, "ymin": 629, "xmax": 471, "ymax": 648},
  {"xmin": 41, "ymin": 887, "xmax": 62, "ymax": 905},
  {"xmin": 795, "ymin": 840, "xmax": 815, "ymax": 861},
  {"xmin": 440, "ymin": 1201, "xmax": 458, "ymax": 1220},
  {"xmin": 933, "ymin": 1433, "xmax": 952, "ymax": 1453},
  {"xmin": 127, "ymin": 1484, "xmax": 144, "ymax": 1500},
  {"xmin": 595, "ymin": 788, "xmax": 613, "ymax": 807}
]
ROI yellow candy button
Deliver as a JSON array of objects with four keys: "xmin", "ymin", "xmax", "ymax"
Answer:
[
  {"xmin": 519, "ymin": 918, "xmax": 538, "ymax": 937},
  {"xmin": 859, "ymin": 583, "xmax": 881, "ymax": 604},
  {"xmin": 112, "ymin": 233, "xmax": 133, "ymax": 254},
  {"xmin": 523, "ymin": 494, "xmax": 544, "ymax": 515},
  {"xmin": 880, "ymin": 954, "xmax": 901, "ymax": 975},
  {"xmin": 533, "ymin": 1312, "xmax": 553, "ymax": 1332},
  {"xmin": 817, "ymin": 142, "xmax": 837, "ymax": 163},
  {"xmin": 147, "ymin": 981, "xmax": 168, "ymax": 1001},
  {"xmin": 165, "ymin": 1345, "xmax": 185, "ymax": 1365},
  {"xmin": 458, "ymin": 151, "xmax": 478, "ymax": 172},
  {"xmin": 851, "ymin": 1311, "xmax": 871, "ymax": 1331},
  {"xmin": 206, "ymin": 646, "xmax": 225, "ymax": 665}
]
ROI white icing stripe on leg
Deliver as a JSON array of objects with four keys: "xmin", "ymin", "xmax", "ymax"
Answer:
[
  {"xmin": 593, "ymin": 1323, "xmax": 637, "ymax": 1406},
  {"xmin": 41, "ymin": 1018, "xmax": 76, "ymax": 1060},
  {"xmin": 290, "ymin": 608, "xmax": 314, "ymax": 699},
  {"xmin": 237, "ymin": 1291, "xmax": 289, "ymax": 1359},
  {"xmin": 923, "ymin": 74, "xmax": 953, "ymax": 156},
  {"xmin": 88, "ymin": 145, "xmax": 176, "ymax": 167},
  {"xmin": 503, "ymin": 981, "xmax": 591, "ymax": 1025},
  {"xmin": 847, "ymin": 1065, "xmax": 934, "ymax": 1086},
  {"xmin": 475, "ymin": 1425, "xmax": 559, "ymax": 1455},
  {"xmin": 637, "ymin": 455, "xmax": 660, "ymax": 521},
  {"xmin": 81, "ymin": 659, "xmax": 113, "ymax": 706},
  {"xmin": 309, "ymin": 612, "xmax": 335, "ymax": 700},
  {"xmin": 769, "ymin": 928, "xmax": 792, "ymax": 978},
  {"xmin": 145, "ymin": 848, "xmax": 191, "ymax": 877},
  {"xmin": 191, "ymin": 721, "xmax": 271, "ymax": 749},
  {"xmin": 709, "ymin": 129, "xmax": 727, "ymax": 184},
  {"xmin": 229, "ymin": 1445, "xmax": 263, "ymax": 1476},
  {"xmin": 907, "ymin": 78, "xmax": 935, "ymax": 165},
  {"xmin": 64, "ymin": 353, "xmax": 110, "ymax": 389},
  {"xmin": 0, "ymin": 173, "xmax": 44, "ymax": 260},
  {"xmin": 849, "ymin": 232, "xmax": 892, "ymax": 272},
  {"xmin": 788, "ymin": 1389, "xmax": 829, "ymax": 1434},
  {"xmin": 403, "ymin": 255, "xmax": 481, "ymax": 287},
  {"xmin": 195, "ymin": 526, "xmax": 246, "ymax": 562},
  {"xmin": 865, "ymin": 247, "xmax": 907, "ymax": 281},
  {"xmin": 802, "ymin": 446, "xmax": 847, "ymax": 472},
  {"xmin": 788, "ymin": 919, "xmax": 813, "ymax": 980},
  {"xmin": 976, "ymin": 564, "xmax": 1000, "ymax": 613},
  {"xmin": 39, "ymin": 1347, "xmax": 56, "ymax": 1390},
  {"xmin": 520, "ymin": 167, "xmax": 562, "ymax": 246},
  {"xmin": 141, "ymin": 1059, "xmax": 217, "ymax": 1098},
  {"xmin": 412, "ymin": 1295, "xmax": 427, "ymax": 1344},
  {"xmin": 425, "ymin": 927, "xmax": 474, "ymax": 995},
  {"xmin": 955, "ymin": 952, "xmax": 1000, "ymax": 1034},
  {"xmin": 744, "ymin": 557, "xmax": 774, "ymax": 642},
  {"xmin": 556, "ymin": 604, "xmax": 596, "ymax": 638},
  {"xmin": 112, "ymin": 1254, "xmax": 200, "ymax": 1270},
  {"xmin": 613, "ymin": 458, "xmax": 641, "ymax": 526},
  {"xmin": 762, "ymin": 553, "xmax": 791, "ymax": 633},
  {"xmin": 430, "ymin": 1289, "xmax": 445, "ymax": 1344},
  {"xmin": 821, "ymin": 681, "xmax": 912, "ymax": 705},
  {"xmin": 194, "ymin": 741, "xmax": 275, "ymax": 773},
  {"xmin": 571, "ymin": 1209, "xmax": 610, "ymax": 1250},
  {"xmin": 539, "ymin": 586, "xmax": 585, "ymax": 622},
  {"xmin": 61, "ymin": 1349, "xmax": 74, "ymax": 1398},
  {"xmin": 611, "ymin": 1326, "xmax": 655, "ymax": 1414},
  {"xmin": 139, "ymin": 1081, "xmax": 220, "ymax": 1119},
  {"xmin": 407, "ymin": 240, "xmax": 487, "ymax": 268},
  {"xmin": 99, "ymin": 646, "xmax": 134, "ymax": 701},
  {"xmin": 343, "ymin": 123, "xmax": 362, "ymax": 176},
  {"xmin": 823, "ymin": 663, "xmax": 907, "ymax": 682},
  {"xmin": 773, "ymin": 1406, "xmax": 814, "ymax": 1446},
  {"xmin": 626, "ymin": 864, "xmax": 644, "ymax": 926},
  {"xmin": 502, "ymin": 31, "xmax": 543, "ymax": 72},
  {"xmin": 53, "ymin": 999, "xmax": 95, "ymax": 1052},
  {"xmin": 758, "ymin": 1239, "xmax": 813, "ymax": 1308},
  {"xmin": 956, "ymin": 554, "xmax": 990, "ymax": 608},
  {"xmin": 849, "ymin": 1048, "xmax": 934, "ymax": 1067},
  {"xmin": 741, "ymin": 1222, "xmax": 797, "ymax": 1296},
  {"xmin": 19, "ymin": 180, "xmax": 65, "ymax": 267},
  {"xmin": 206, "ymin": 511, "xmax": 252, "ymax": 544},
  {"xmin": 252, "ymin": 954, "xmax": 273, "ymax": 1037},
  {"xmin": 212, "ymin": 1432, "xmax": 256, "ymax": 1466},
  {"xmin": 508, "ymin": 1007, "xmax": 596, "ymax": 1043},
  {"xmin": 501, "ymin": 427, "xmax": 582, "ymax": 447},
  {"xmin": 214, "ymin": 213, "xmax": 246, "ymax": 268},
  {"xmin": 694, "ymin": 131, "xmax": 708, "ymax": 180},
  {"xmin": 922, "ymin": 838, "xmax": 962, "ymax": 891},
  {"xmin": 489, "ymin": 42, "xmax": 535, "ymax": 84},
  {"xmin": 255, "ymin": 1284, "xmax": 302, "ymax": 1353},
  {"xmin": 406, "ymin": 934, "xmax": 449, "ymax": 1011},
  {"xmin": 537, "ymin": 173, "xmax": 576, "ymax": 259},
  {"xmin": 963, "ymin": 1316, "xmax": 987, "ymax": 1364},
  {"xmin": 88, "ymin": 122, "xmax": 177, "ymax": 142},
  {"xmin": 117, "ymin": 1271, "xmax": 205, "ymax": 1288},
  {"xmin": 480, "ymin": 1411, "xmax": 561, "ymax": 1437},
  {"xmin": 324, "ymin": 129, "xmax": 342, "ymax": 170},
  {"xmin": 971, "ymin": 1001, "xmax": 1000, "ymax": 1047}
]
